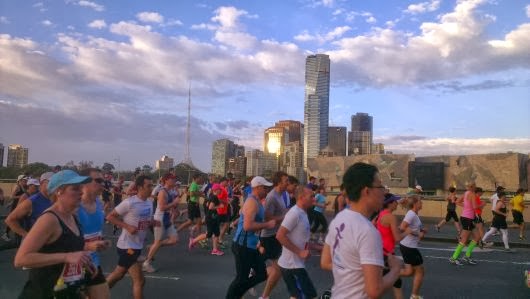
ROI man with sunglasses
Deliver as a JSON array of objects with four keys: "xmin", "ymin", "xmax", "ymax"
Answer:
[{"xmin": 106, "ymin": 175, "xmax": 155, "ymax": 299}]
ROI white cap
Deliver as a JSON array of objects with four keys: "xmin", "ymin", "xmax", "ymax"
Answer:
[
  {"xmin": 415, "ymin": 185, "xmax": 423, "ymax": 192},
  {"xmin": 27, "ymin": 178, "xmax": 40, "ymax": 186},
  {"xmin": 251, "ymin": 176, "xmax": 273, "ymax": 188},
  {"xmin": 40, "ymin": 172, "xmax": 54, "ymax": 182},
  {"xmin": 17, "ymin": 174, "xmax": 28, "ymax": 181}
]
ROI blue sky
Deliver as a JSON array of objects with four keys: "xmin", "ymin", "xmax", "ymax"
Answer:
[{"xmin": 0, "ymin": 0, "xmax": 529, "ymax": 172}]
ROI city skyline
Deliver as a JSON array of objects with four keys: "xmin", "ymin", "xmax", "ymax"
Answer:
[{"xmin": 1, "ymin": 1, "xmax": 529, "ymax": 172}]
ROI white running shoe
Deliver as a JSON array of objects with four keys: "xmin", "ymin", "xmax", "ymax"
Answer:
[{"xmin": 142, "ymin": 261, "xmax": 156, "ymax": 273}]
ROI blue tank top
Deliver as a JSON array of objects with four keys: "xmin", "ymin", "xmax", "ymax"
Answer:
[
  {"xmin": 27, "ymin": 192, "xmax": 53, "ymax": 229},
  {"xmin": 77, "ymin": 199, "xmax": 105, "ymax": 267},
  {"xmin": 233, "ymin": 195, "xmax": 264, "ymax": 249}
]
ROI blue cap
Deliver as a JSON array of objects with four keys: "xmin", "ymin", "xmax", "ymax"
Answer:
[{"xmin": 47, "ymin": 170, "xmax": 91, "ymax": 195}]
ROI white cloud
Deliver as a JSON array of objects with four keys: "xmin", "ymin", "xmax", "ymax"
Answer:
[
  {"xmin": 41, "ymin": 20, "xmax": 53, "ymax": 26},
  {"xmin": 77, "ymin": 1, "xmax": 104, "ymax": 12},
  {"xmin": 88, "ymin": 19, "xmax": 106, "ymax": 29},
  {"xmin": 32, "ymin": 2, "xmax": 43, "ymax": 8},
  {"xmin": 405, "ymin": 0, "xmax": 441, "ymax": 15},
  {"xmin": 328, "ymin": 0, "xmax": 530, "ymax": 86},
  {"xmin": 136, "ymin": 12, "xmax": 164, "ymax": 24},
  {"xmin": 190, "ymin": 23, "xmax": 217, "ymax": 30},
  {"xmin": 294, "ymin": 31, "xmax": 315, "ymax": 42},
  {"xmin": 294, "ymin": 26, "xmax": 351, "ymax": 44},
  {"xmin": 211, "ymin": 6, "xmax": 249, "ymax": 29},
  {"xmin": 163, "ymin": 19, "xmax": 183, "ymax": 27},
  {"xmin": 345, "ymin": 11, "xmax": 377, "ymax": 24},
  {"xmin": 526, "ymin": 4, "xmax": 530, "ymax": 18},
  {"xmin": 0, "ymin": 16, "xmax": 9, "ymax": 24},
  {"xmin": 366, "ymin": 16, "xmax": 377, "ymax": 24}
]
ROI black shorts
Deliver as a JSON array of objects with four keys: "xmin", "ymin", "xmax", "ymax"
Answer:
[
  {"xmin": 85, "ymin": 266, "xmax": 106, "ymax": 286},
  {"xmin": 206, "ymin": 218, "xmax": 220, "ymax": 238},
  {"xmin": 460, "ymin": 216, "xmax": 475, "ymax": 231},
  {"xmin": 117, "ymin": 248, "xmax": 141, "ymax": 269},
  {"xmin": 218, "ymin": 213, "xmax": 229, "ymax": 223},
  {"xmin": 445, "ymin": 210, "xmax": 459, "ymax": 222},
  {"xmin": 260, "ymin": 236, "xmax": 282, "ymax": 260},
  {"xmin": 512, "ymin": 210, "xmax": 524, "ymax": 225},
  {"xmin": 399, "ymin": 244, "xmax": 423, "ymax": 266},
  {"xmin": 187, "ymin": 202, "xmax": 201, "ymax": 220},
  {"xmin": 473, "ymin": 215, "xmax": 484, "ymax": 224},
  {"xmin": 280, "ymin": 267, "xmax": 317, "ymax": 298},
  {"xmin": 492, "ymin": 217, "xmax": 508, "ymax": 230}
]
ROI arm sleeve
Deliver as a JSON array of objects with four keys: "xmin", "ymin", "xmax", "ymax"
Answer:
[
  {"xmin": 402, "ymin": 211, "xmax": 413, "ymax": 224},
  {"xmin": 280, "ymin": 210, "xmax": 297, "ymax": 232},
  {"xmin": 359, "ymin": 229, "xmax": 384, "ymax": 267},
  {"xmin": 114, "ymin": 199, "xmax": 130, "ymax": 216}
]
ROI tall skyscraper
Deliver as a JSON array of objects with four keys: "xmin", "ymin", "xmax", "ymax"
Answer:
[
  {"xmin": 245, "ymin": 149, "xmax": 278, "ymax": 177},
  {"xmin": 264, "ymin": 126, "xmax": 287, "ymax": 157},
  {"xmin": 155, "ymin": 155, "xmax": 174, "ymax": 171},
  {"xmin": 0, "ymin": 143, "xmax": 4, "ymax": 167},
  {"xmin": 348, "ymin": 113, "xmax": 373, "ymax": 156},
  {"xmin": 327, "ymin": 126, "xmax": 347, "ymax": 156},
  {"xmin": 7, "ymin": 144, "xmax": 29, "ymax": 168},
  {"xmin": 211, "ymin": 139, "xmax": 245, "ymax": 176},
  {"xmin": 303, "ymin": 54, "xmax": 330, "ymax": 168},
  {"xmin": 275, "ymin": 120, "xmax": 304, "ymax": 145}
]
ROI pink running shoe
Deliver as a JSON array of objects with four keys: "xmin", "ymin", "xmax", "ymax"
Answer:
[{"xmin": 211, "ymin": 249, "xmax": 225, "ymax": 256}]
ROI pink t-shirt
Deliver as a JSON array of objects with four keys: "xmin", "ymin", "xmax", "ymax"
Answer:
[{"xmin": 461, "ymin": 191, "xmax": 475, "ymax": 219}]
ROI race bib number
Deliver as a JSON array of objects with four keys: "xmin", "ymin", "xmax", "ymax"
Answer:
[
  {"xmin": 62, "ymin": 263, "xmax": 83, "ymax": 283},
  {"xmin": 137, "ymin": 219, "xmax": 151, "ymax": 230},
  {"xmin": 84, "ymin": 231, "xmax": 102, "ymax": 243}
]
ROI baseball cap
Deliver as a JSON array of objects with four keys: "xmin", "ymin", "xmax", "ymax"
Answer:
[
  {"xmin": 384, "ymin": 193, "xmax": 401, "ymax": 205},
  {"xmin": 212, "ymin": 183, "xmax": 221, "ymax": 191},
  {"xmin": 415, "ymin": 185, "xmax": 423, "ymax": 192},
  {"xmin": 17, "ymin": 175, "xmax": 28, "ymax": 181},
  {"xmin": 251, "ymin": 176, "xmax": 273, "ymax": 188},
  {"xmin": 27, "ymin": 178, "xmax": 40, "ymax": 186},
  {"xmin": 47, "ymin": 170, "xmax": 91, "ymax": 195},
  {"xmin": 40, "ymin": 172, "xmax": 54, "ymax": 182}
]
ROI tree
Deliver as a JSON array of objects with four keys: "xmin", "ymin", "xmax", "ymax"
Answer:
[
  {"xmin": 102, "ymin": 162, "xmax": 115, "ymax": 173},
  {"xmin": 63, "ymin": 160, "xmax": 76, "ymax": 170},
  {"xmin": 77, "ymin": 160, "xmax": 94, "ymax": 171},
  {"xmin": 22, "ymin": 163, "xmax": 51, "ymax": 177},
  {"xmin": 142, "ymin": 164, "xmax": 153, "ymax": 174}
]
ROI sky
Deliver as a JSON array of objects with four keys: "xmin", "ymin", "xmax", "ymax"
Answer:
[{"xmin": 0, "ymin": 0, "xmax": 529, "ymax": 172}]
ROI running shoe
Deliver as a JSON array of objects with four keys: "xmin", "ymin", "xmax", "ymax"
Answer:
[
  {"xmin": 449, "ymin": 258, "xmax": 464, "ymax": 266},
  {"xmin": 461, "ymin": 256, "xmax": 478, "ymax": 265},
  {"xmin": 484, "ymin": 241, "xmax": 494, "ymax": 248},
  {"xmin": 434, "ymin": 225, "xmax": 440, "ymax": 232},
  {"xmin": 503, "ymin": 248, "xmax": 514, "ymax": 253},
  {"xmin": 142, "ymin": 261, "xmax": 156, "ymax": 273},
  {"xmin": 519, "ymin": 236, "xmax": 526, "ymax": 241},
  {"xmin": 188, "ymin": 237, "xmax": 195, "ymax": 251},
  {"xmin": 211, "ymin": 249, "xmax": 225, "ymax": 256},
  {"xmin": 410, "ymin": 295, "xmax": 424, "ymax": 299},
  {"xmin": 198, "ymin": 239, "xmax": 208, "ymax": 248},
  {"xmin": 478, "ymin": 240, "xmax": 484, "ymax": 249}
]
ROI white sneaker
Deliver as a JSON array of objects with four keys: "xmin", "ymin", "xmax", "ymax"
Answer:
[{"xmin": 142, "ymin": 261, "xmax": 156, "ymax": 273}]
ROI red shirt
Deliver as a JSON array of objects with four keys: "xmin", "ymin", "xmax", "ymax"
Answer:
[
  {"xmin": 475, "ymin": 195, "xmax": 483, "ymax": 215},
  {"xmin": 217, "ymin": 187, "xmax": 229, "ymax": 215}
]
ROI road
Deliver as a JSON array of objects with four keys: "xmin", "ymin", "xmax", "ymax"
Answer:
[{"xmin": 0, "ymin": 226, "xmax": 529, "ymax": 299}]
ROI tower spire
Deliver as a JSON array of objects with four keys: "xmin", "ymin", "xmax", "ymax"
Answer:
[{"xmin": 183, "ymin": 82, "xmax": 194, "ymax": 166}]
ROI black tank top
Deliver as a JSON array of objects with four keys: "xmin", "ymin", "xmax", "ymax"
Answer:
[
  {"xmin": 19, "ymin": 211, "xmax": 85, "ymax": 299},
  {"xmin": 493, "ymin": 206, "xmax": 507, "ymax": 221}
]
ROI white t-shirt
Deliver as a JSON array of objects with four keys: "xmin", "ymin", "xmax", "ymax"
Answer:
[
  {"xmin": 115, "ymin": 195, "xmax": 153, "ymax": 250},
  {"xmin": 400, "ymin": 210, "xmax": 422, "ymax": 248},
  {"xmin": 278, "ymin": 205, "xmax": 310, "ymax": 269},
  {"xmin": 325, "ymin": 209, "xmax": 384, "ymax": 299},
  {"xmin": 490, "ymin": 194, "xmax": 499, "ymax": 213}
]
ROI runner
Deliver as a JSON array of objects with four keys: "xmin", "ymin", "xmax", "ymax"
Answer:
[
  {"xmin": 5, "ymin": 172, "xmax": 54, "ymax": 238},
  {"xmin": 276, "ymin": 185, "xmax": 317, "ymax": 299},
  {"xmin": 176, "ymin": 174, "xmax": 203, "ymax": 239},
  {"xmin": 260, "ymin": 171, "xmax": 290, "ymax": 299},
  {"xmin": 482, "ymin": 192, "xmax": 511, "ymax": 251},
  {"xmin": 310, "ymin": 186, "xmax": 328, "ymax": 244},
  {"xmin": 143, "ymin": 173, "xmax": 180, "ymax": 272},
  {"xmin": 14, "ymin": 170, "xmax": 92, "ymax": 299},
  {"xmin": 473, "ymin": 187, "xmax": 487, "ymax": 248},
  {"xmin": 106, "ymin": 175, "xmax": 155, "ymax": 299},
  {"xmin": 286, "ymin": 175, "xmax": 299, "ymax": 208},
  {"xmin": 189, "ymin": 183, "xmax": 224, "ymax": 255},
  {"xmin": 376, "ymin": 193, "xmax": 410, "ymax": 299},
  {"xmin": 112, "ymin": 176, "xmax": 125, "ymax": 235},
  {"xmin": 399, "ymin": 195, "xmax": 426, "ymax": 299},
  {"xmin": 217, "ymin": 177, "xmax": 230, "ymax": 245},
  {"xmin": 510, "ymin": 188, "xmax": 526, "ymax": 240},
  {"xmin": 78, "ymin": 168, "xmax": 111, "ymax": 299},
  {"xmin": 320, "ymin": 162, "xmax": 402, "ymax": 298},
  {"xmin": 226, "ymin": 176, "xmax": 276, "ymax": 299},
  {"xmin": 333, "ymin": 184, "xmax": 347, "ymax": 216},
  {"xmin": 17, "ymin": 178, "xmax": 40, "ymax": 204},
  {"xmin": 2, "ymin": 175, "xmax": 28, "ymax": 241},
  {"xmin": 449, "ymin": 181, "xmax": 480, "ymax": 266},
  {"xmin": 434, "ymin": 186, "xmax": 461, "ymax": 238}
]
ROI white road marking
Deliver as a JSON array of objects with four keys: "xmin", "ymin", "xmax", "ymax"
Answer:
[
  {"xmin": 104, "ymin": 272, "xmax": 180, "ymax": 281},
  {"xmin": 417, "ymin": 246, "xmax": 495, "ymax": 253},
  {"xmin": 423, "ymin": 255, "xmax": 530, "ymax": 266}
]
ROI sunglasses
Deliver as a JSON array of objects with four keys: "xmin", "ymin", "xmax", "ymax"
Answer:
[{"xmin": 93, "ymin": 178, "xmax": 104, "ymax": 184}]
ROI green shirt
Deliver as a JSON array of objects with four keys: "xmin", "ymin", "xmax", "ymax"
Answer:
[{"xmin": 189, "ymin": 181, "xmax": 199, "ymax": 203}]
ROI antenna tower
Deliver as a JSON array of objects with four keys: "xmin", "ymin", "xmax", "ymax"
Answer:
[{"xmin": 183, "ymin": 83, "xmax": 194, "ymax": 166}]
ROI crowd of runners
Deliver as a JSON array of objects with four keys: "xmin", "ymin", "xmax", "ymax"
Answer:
[{"xmin": 1, "ymin": 163, "xmax": 528, "ymax": 298}]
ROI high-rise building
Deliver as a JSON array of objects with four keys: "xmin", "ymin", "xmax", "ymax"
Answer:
[
  {"xmin": 227, "ymin": 156, "xmax": 247, "ymax": 179},
  {"xmin": 264, "ymin": 126, "xmax": 287, "ymax": 157},
  {"xmin": 327, "ymin": 126, "xmax": 347, "ymax": 156},
  {"xmin": 303, "ymin": 54, "xmax": 330, "ymax": 168},
  {"xmin": 245, "ymin": 149, "xmax": 278, "ymax": 177},
  {"xmin": 0, "ymin": 143, "xmax": 4, "ymax": 167},
  {"xmin": 275, "ymin": 120, "xmax": 304, "ymax": 144},
  {"xmin": 211, "ymin": 139, "xmax": 245, "ymax": 176},
  {"xmin": 7, "ymin": 144, "xmax": 29, "ymax": 168},
  {"xmin": 348, "ymin": 113, "xmax": 373, "ymax": 156},
  {"xmin": 373, "ymin": 143, "xmax": 385, "ymax": 154},
  {"xmin": 282, "ymin": 141, "xmax": 304, "ymax": 182},
  {"xmin": 155, "ymin": 155, "xmax": 174, "ymax": 171}
]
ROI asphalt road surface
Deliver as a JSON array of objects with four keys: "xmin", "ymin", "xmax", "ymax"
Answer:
[{"xmin": 1, "ymin": 225, "xmax": 529, "ymax": 299}]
